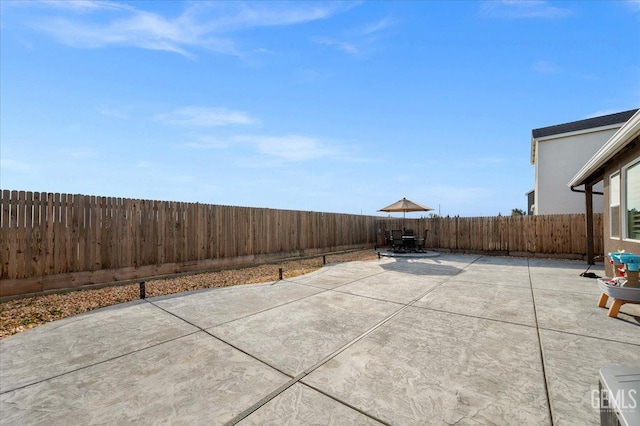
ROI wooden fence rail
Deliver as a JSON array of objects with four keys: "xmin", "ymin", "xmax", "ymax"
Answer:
[{"xmin": 1, "ymin": 190, "xmax": 602, "ymax": 298}]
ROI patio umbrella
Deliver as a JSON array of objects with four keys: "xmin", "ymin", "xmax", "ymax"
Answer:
[{"xmin": 378, "ymin": 197, "xmax": 433, "ymax": 230}]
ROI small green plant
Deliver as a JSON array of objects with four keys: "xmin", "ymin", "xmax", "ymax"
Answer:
[{"xmin": 20, "ymin": 317, "xmax": 37, "ymax": 326}]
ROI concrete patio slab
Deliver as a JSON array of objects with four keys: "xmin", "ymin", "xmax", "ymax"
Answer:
[
  {"xmin": 210, "ymin": 290, "xmax": 401, "ymax": 376},
  {"xmin": 450, "ymin": 269, "xmax": 532, "ymax": 288},
  {"xmin": 1, "ymin": 254, "xmax": 638, "ymax": 425},
  {"xmin": 0, "ymin": 301, "xmax": 198, "ymax": 393},
  {"xmin": 533, "ymin": 288, "xmax": 640, "ymax": 345},
  {"xmin": 335, "ymin": 272, "xmax": 441, "ymax": 305},
  {"xmin": 462, "ymin": 264, "xmax": 532, "ymax": 276},
  {"xmin": 153, "ymin": 281, "xmax": 323, "ymax": 330},
  {"xmin": 0, "ymin": 332, "xmax": 289, "ymax": 425},
  {"xmin": 288, "ymin": 262, "xmax": 386, "ymax": 289},
  {"xmin": 303, "ymin": 307, "xmax": 550, "ymax": 425},
  {"xmin": 529, "ymin": 275, "xmax": 604, "ymax": 295},
  {"xmin": 414, "ymin": 279, "xmax": 537, "ymax": 326},
  {"xmin": 471, "ymin": 256, "xmax": 530, "ymax": 267},
  {"xmin": 239, "ymin": 383, "xmax": 384, "ymax": 425},
  {"xmin": 540, "ymin": 329, "xmax": 640, "ymax": 426}
]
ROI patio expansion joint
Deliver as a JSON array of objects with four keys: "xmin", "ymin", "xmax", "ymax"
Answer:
[
  {"xmin": 527, "ymin": 258, "xmax": 555, "ymax": 426},
  {"xmin": 409, "ymin": 304, "xmax": 538, "ymax": 329},
  {"xmin": 285, "ymin": 270, "xmax": 389, "ymax": 292},
  {"xmin": 195, "ymin": 272, "xmax": 391, "ymax": 332},
  {"xmin": 536, "ymin": 326, "xmax": 640, "ymax": 347},
  {"xmin": 224, "ymin": 375, "xmax": 392, "ymax": 426},
  {"xmin": 460, "ymin": 279, "xmax": 534, "ymax": 291},
  {"xmin": 329, "ymin": 288, "xmax": 408, "ymax": 307},
  {"xmin": 529, "ymin": 283, "xmax": 603, "ymax": 297},
  {"xmin": 199, "ymin": 283, "xmax": 330, "ymax": 331}
]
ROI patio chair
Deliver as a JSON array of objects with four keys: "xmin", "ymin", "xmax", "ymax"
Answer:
[
  {"xmin": 415, "ymin": 229, "xmax": 428, "ymax": 252},
  {"xmin": 391, "ymin": 229, "xmax": 403, "ymax": 251},
  {"xmin": 415, "ymin": 235, "xmax": 424, "ymax": 251}
]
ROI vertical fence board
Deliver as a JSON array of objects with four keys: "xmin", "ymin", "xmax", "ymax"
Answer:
[
  {"xmin": 16, "ymin": 191, "xmax": 26, "ymax": 278},
  {"xmin": 0, "ymin": 190, "xmax": 10, "ymax": 279},
  {"xmin": 23, "ymin": 192, "xmax": 33, "ymax": 278},
  {"xmin": 29, "ymin": 192, "xmax": 41, "ymax": 277},
  {"xmin": 7, "ymin": 191, "xmax": 19, "ymax": 279}
]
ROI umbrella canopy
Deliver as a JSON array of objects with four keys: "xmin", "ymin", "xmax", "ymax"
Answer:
[
  {"xmin": 378, "ymin": 197, "xmax": 433, "ymax": 213},
  {"xmin": 378, "ymin": 197, "xmax": 433, "ymax": 232}
]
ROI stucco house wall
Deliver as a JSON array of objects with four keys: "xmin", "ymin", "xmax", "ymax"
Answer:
[
  {"xmin": 534, "ymin": 129, "xmax": 614, "ymax": 215},
  {"xmin": 602, "ymin": 142, "xmax": 640, "ymax": 276},
  {"xmin": 531, "ymin": 110, "xmax": 638, "ymax": 216},
  {"xmin": 568, "ymin": 109, "xmax": 640, "ymax": 271}
]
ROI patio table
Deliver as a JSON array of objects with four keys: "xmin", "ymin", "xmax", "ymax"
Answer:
[{"xmin": 402, "ymin": 236, "xmax": 416, "ymax": 251}]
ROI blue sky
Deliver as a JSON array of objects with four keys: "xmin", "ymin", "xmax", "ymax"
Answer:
[{"xmin": 1, "ymin": 1, "xmax": 639, "ymax": 218}]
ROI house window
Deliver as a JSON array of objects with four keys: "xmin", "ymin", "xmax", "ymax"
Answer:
[
  {"xmin": 610, "ymin": 172, "xmax": 620, "ymax": 238},
  {"xmin": 625, "ymin": 160, "xmax": 640, "ymax": 240}
]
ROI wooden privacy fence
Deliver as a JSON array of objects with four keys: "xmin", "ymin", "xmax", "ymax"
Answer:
[
  {"xmin": 376, "ymin": 214, "xmax": 603, "ymax": 257},
  {"xmin": 1, "ymin": 191, "xmax": 378, "ymax": 298},
  {"xmin": 1, "ymin": 190, "xmax": 603, "ymax": 299}
]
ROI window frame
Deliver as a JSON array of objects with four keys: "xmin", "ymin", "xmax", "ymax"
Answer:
[
  {"xmin": 610, "ymin": 171, "xmax": 620, "ymax": 239},
  {"xmin": 622, "ymin": 157, "xmax": 640, "ymax": 241}
]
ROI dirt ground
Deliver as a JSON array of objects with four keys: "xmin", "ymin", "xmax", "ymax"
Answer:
[{"xmin": 0, "ymin": 250, "xmax": 379, "ymax": 339}]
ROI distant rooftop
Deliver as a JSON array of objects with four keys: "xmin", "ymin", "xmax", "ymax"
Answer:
[{"xmin": 532, "ymin": 109, "xmax": 639, "ymax": 139}]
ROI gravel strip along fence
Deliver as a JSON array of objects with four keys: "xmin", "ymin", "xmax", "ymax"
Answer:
[{"xmin": 0, "ymin": 250, "xmax": 379, "ymax": 339}]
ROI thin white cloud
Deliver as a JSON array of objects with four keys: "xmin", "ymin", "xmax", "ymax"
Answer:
[
  {"xmin": 314, "ymin": 16, "xmax": 397, "ymax": 57},
  {"xmin": 253, "ymin": 47, "xmax": 276, "ymax": 54},
  {"xmin": 182, "ymin": 135, "xmax": 230, "ymax": 149},
  {"xmin": 533, "ymin": 60, "xmax": 562, "ymax": 74},
  {"xmin": 455, "ymin": 156, "xmax": 508, "ymax": 168},
  {"xmin": 193, "ymin": 2, "xmax": 353, "ymax": 31},
  {"xmin": 62, "ymin": 147, "xmax": 99, "ymax": 159},
  {"xmin": 293, "ymin": 68, "xmax": 333, "ymax": 83},
  {"xmin": 314, "ymin": 37, "xmax": 360, "ymax": 55},
  {"xmin": 156, "ymin": 107, "xmax": 257, "ymax": 127},
  {"xmin": 183, "ymin": 132, "xmax": 370, "ymax": 164},
  {"xmin": 627, "ymin": 0, "xmax": 640, "ymax": 12},
  {"xmin": 0, "ymin": 159, "xmax": 32, "ymax": 172},
  {"xmin": 22, "ymin": 1, "xmax": 354, "ymax": 57},
  {"xmin": 98, "ymin": 104, "xmax": 132, "ymax": 119},
  {"xmin": 136, "ymin": 161, "xmax": 155, "ymax": 169},
  {"xmin": 357, "ymin": 17, "xmax": 396, "ymax": 37},
  {"xmin": 480, "ymin": 1, "xmax": 572, "ymax": 19},
  {"xmin": 38, "ymin": 1, "xmax": 135, "ymax": 13},
  {"xmin": 235, "ymin": 134, "xmax": 341, "ymax": 161}
]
